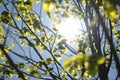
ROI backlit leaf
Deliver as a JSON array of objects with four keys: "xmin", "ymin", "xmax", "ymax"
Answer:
[
  {"xmin": 16, "ymin": 14, "xmax": 21, "ymax": 20},
  {"xmin": 30, "ymin": 70, "xmax": 41, "ymax": 77},
  {"xmin": 55, "ymin": 54, "xmax": 61, "ymax": 61},
  {"xmin": 43, "ymin": 1, "xmax": 55, "ymax": 13},
  {"xmin": 105, "ymin": 1, "xmax": 118, "ymax": 19},
  {"xmin": 27, "ymin": 66, "xmax": 37, "ymax": 72},
  {"xmin": 43, "ymin": 0, "xmax": 55, "ymax": 17},
  {"xmin": 0, "ymin": 25, "xmax": 4, "ymax": 41},
  {"xmin": 97, "ymin": 56, "xmax": 105, "ymax": 65},
  {"xmin": 1, "ymin": 11, "xmax": 11, "ymax": 23},
  {"xmin": 20, "ymin": 40, "xmax": 24, "ymax": 46},
  {"xmin": 0, "ymin": 0, "xmax": 2, "ymax": 6},
  {"xmin": 45, "ymin": 58, "xmax": 53, "ymax": 65},
  {"xmin": 63, "ymin": 57, "xmax": 72, "ymax": 69},
  {"xmin": 36, "ymin": 0, "xmax": 40, "ymax": 4},
  {"xmin": 63, "ymin": 54, "xmax": 85, "ymax": 69},
  {"xmin": 4, "ymin": 69, "xmax": 14, "ymax": 78},
  {"xmin": 45, "ymin": 68, "xmax": 53, "ymax": 74},
  {"xmin": 0, "ymin": 49, "xmax": 5, "ymax": 59}
]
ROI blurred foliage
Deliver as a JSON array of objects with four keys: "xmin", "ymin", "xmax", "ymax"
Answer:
[{"xmin": 0, "ymin": 0, "xmax": 120, "ymax": 80}]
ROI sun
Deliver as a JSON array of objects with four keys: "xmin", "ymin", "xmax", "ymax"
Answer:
[{"xmin": 56, "ymin": 17, "xmax": 85, "ymax": 41}]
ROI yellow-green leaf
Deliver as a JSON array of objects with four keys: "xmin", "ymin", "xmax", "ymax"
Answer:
[
  {"xmin": 55, "ymin": 54, "xmax": 61, "ymax": 61},
  {"xmin": 63, "ymin": 57, "xmax": 73, "ymax": 69},
  {"xmin": 0, "ymin": 25, "xmax": 4, "ymax": 41},
  {"xmin": 36, "ymin": 0, "xmax": 40, "ymax": 4},
  {"xmin": 16, "ymin": 14, "xmax": 21, "ymax": 20},
  {"xmin": 30, "ymin": 70, "xmax": 41, "ymax": 77},
  {"xmin": 43, "ymin": 1, "xmax": 55, "ymax": 13},
  {"xmin": 0, "ymin": 49, "xmax": 5, "ymax": 59},
  {"xmin": 29, "ymin": 0, "xmax": 34, "ymax": 4},
  {"xmin": 97, "ymin": 56, "xmax": 105, "ymax": 65},
  {"xmin": 20, "ymin": 40, "xmax": 24, "ymax": 46},
  {"xmin": 105, "ymin": 1, "xmax": 118, "ymax": 19},
  {"xmin": 27, "ymin": 66, "xmax": 37, "ymax": 72},
  {"xmin": 0, "ymin": 0, "xmax": 2, "ymax": 6},
  {"xmin": 63, "ymin": 54, "xmax": 85, "ymax": 69},
  {"xmin": 1, "ymin": 11, "xmax": 11, "ymax": 23},
  {"xmin": 39, "ymin": 45, "xmax": 44, "ymax": 53}
]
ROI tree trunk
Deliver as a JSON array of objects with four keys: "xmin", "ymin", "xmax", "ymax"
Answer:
[{"xmin": 98, "ymin": 63, "xmax": 108, "ymax": 80}]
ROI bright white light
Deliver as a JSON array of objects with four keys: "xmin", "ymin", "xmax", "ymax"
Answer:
[{"xmin": 56, "ymin": 17, "xmax": 85, "ymax": 41}]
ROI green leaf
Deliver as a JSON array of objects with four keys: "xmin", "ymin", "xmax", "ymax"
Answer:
[
  {"xmin": 45, "ymin": 58, "xmax": 53, "ymax": 65},
  {"xmin": 20, "ymin": 40, "xmax": 24, "ymax": 46},
  {"xmin": 63, "ymin": 56, "xmax": 76, "ymax": 69},
  {"xmin": 43, "ymin": 0, "xmax": 55, "ymax": 18},
  {"xmin": 0, "ymin": 49, "xmax": 5, "ymax": 59},
  {"xmin": 30, "ymin": 70, "xmax": 41, "ymax": 77},
  {"xmin": 55, "ymin": 54, "xmax": 61, "ymax": 61},
  {"xmin": 11, "ymin": 41, "xmax": 15, "ymax": 47},
  {"xmin": 4, "ymin": 69, "xmax": 14, "ymax": 78},
  {"xmin": 87, "ymin": 64, "xmax": 98, "ymax": 76},
  {"xmin": 0, "ymin": 0, "xmax": 2, "ymax": 6},
  {"xmin": 36, "ymin": 61, "xmax": 42, "ymax": 68},
  {"xmin": 45, "ymin": 68, "xmax": 53, "ymax": 74},
  {"xmin": 0, "ymin": 25, "xmax": 4, "ymax": 41},
  {"xmin": 82, "ymin": 72, "xmax": 91, "ymax": 79},
  {"xmin": 36, "ymin": 0, "xmax": 40, "ymax": 4},
  {"xmin": 1, "ymin": 11, "xmax": 11, "ymax": 23},
  {"xmin": 105, "ymin": 1, "xmax": 118, "ymax": 19},
  {"xmin": 39, "ymin": 45, "xmax": 44, "ymax": 53},
  {"xmin": 97, "ymin": 56, "xmax": 105, "ymax": 65},
  {"xmin": 29, "ymin": 0, "xmax": 34, "ymax": 5},
  {"xmin": 24, "ymin": 0, "xmax": 34, "ymax": 5},
  {"xmin": 79, "ymin": 0, "xmax": 85, "ymax": 2},
  {"xmin": 16, "ymin": 14, "xmax": 21, "ymax": 20},
  {"xmin": 27, "ymin": 66, "xmax": 37, "ymax": 72},
  {"xmin": 43, "ymin": 1, "xmax": 55, "ymax": 12},
  {"xmin": 16, "ymin": 62, "xmax": 26, "ymax": 68},
  {"xmin": 60, "ymin": 71, "xmax": 67, "ymax": 77},
  {"xmin": 63, "ymin": 54, "xmax": 85, "ymax": 69}
]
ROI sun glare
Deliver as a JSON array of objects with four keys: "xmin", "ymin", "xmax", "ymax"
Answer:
[{"xmin": 56, "ymin": 17, "xmax": 85, "ymax": 41}]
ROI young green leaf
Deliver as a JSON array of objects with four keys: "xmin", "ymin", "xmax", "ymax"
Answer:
[
  {"xmin": 27, "ymin": 66, "xmax": 37, "ymax": 72},
  {"xmin": 97, "ymin": 56, "xmax": 105, "ymax": 65}
]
